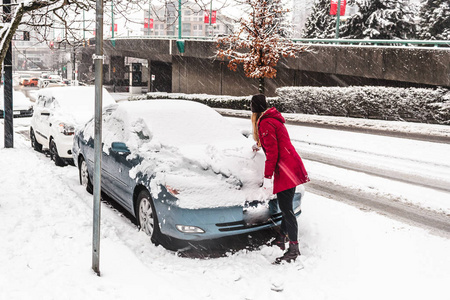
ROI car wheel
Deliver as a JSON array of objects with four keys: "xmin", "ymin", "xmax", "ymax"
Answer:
[
  {"xmin": 79, "ymin": 157, "xmax": 93, "ymax": 194},
  {"xmin": 30, "ymin": 128, "xmax": 43, "ymax": 152},
  {"xmin": 30, "ymin": 83, "xmax": 34, "ymax": 87},
  {"xmin": 49, "ymin": 139, "xmax": 65, "ymax": 167},
  {"xmin": 136, "ymin": 189, "xmax": 161, "ymax": 245}
]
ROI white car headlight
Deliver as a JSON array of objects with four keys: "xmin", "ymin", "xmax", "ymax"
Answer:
[
  {"xmin": 176, "ymin": 225, "xmax": 205, "ymax": 234},
  {"xmin": 58, "ymin": 123, "xmax": 75, "ymax": 136}
]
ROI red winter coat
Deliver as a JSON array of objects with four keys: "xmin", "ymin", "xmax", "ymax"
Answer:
[{"xmin": 258, "ymin": 107, "xmax": 310, "ymax": 194}]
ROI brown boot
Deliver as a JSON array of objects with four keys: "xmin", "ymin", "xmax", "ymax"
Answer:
[
  {"xmin": 269, "ymin": 233, "xmax": 287, "ymax": 250},
  {"xmin": 274, "ymin": 243, "xmax": 300, "ymax": 264}
]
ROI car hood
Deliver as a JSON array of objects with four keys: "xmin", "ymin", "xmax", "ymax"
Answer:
[{"xmin": 0, "ymin": 89, "xmax": 33, "ymax": 110}]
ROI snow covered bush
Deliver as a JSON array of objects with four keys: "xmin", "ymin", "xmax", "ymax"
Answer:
[
  {"xmin": 277, "ymin": 86, "xmax": 450, "ymax": 124},
  {"xmin": 137, "ymin": 87, "xmax": 450, "ymax": 125}
]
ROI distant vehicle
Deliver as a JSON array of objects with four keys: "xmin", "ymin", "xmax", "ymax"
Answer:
[
  {"xmin": 48, "ymin": 74, "xmax": 62, "ymax": 81},
  {"xmin": 62, "ymin": 79, "xmax": 71, "ymax": 86},
  {"xmin": 0, "ymin": 88, "xmax": 33, "ymax": 118},
  {"xmin": 30, "ymin": 86, "xmax": 116, "ymax": 166},
  {"xmin": 19, "ymin": 76, "xmax": 31, "ymax": 85},
  {"xmin": 38, "ymin": 79, "xmax": 66, "ymax": 89},
  {"xmin": 23, "ymin": 77, "xmax": 39, "ymax": 87},
  {"xmin": 72, "ymin": 100, "xmax": 304, "ymax": 248}
]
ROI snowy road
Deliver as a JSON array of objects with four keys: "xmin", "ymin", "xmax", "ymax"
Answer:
[
  {"xmin": 2, "ymin": 115, "xmax": 450, "ymax": 300},
  {"xmin": 226, "ymin": 117, "xmax": 450, "ymax": 236}
]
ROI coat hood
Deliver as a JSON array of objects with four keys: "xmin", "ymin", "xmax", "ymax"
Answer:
[{"xmin": 259, "ymin": 107, "xmax": 285, "ymax": 124}]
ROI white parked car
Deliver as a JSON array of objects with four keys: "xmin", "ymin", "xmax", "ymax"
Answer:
[
  {"xmin": 0, "ymin": 88, "xmax": 33, "ymax": 118},
  {"xmin": 30, "ymin": 86, "xmax": 116, "ymax": 166}
]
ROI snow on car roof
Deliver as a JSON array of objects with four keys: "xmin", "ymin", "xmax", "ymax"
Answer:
[
  {"xmin": 37, "ymin": 86, "xmax": 116, "ymax": 125},
  {"xmin": 116, "ymin": 99, "xmax": 245, "ymax": 147}
]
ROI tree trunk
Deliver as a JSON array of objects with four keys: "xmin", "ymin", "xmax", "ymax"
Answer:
[
  {"xmin": 0, "ymin": 5, "xmax": 25, "ymax": 71},
  {"xmin": 258, "ymin": 77, "xmax": 265, "ymax": 94}
]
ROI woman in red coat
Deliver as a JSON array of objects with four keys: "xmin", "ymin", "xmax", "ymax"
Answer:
[{"xmin": 251, "ymin": 94, "xmax": 310, "ymax": 264}]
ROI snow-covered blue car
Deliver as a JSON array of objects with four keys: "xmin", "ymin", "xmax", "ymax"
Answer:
[{"xmin": 72, "ymin": 100, "xmax": 304, "ymax": 248}]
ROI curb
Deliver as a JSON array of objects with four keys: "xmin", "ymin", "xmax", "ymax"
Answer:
[{"xmin": 215, "ymin": 108, "xmax": 450, "ymax": 144}]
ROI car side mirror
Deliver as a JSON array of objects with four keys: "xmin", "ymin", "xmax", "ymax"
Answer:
[{"xmin": 111, "ymin": 142, "xmax": 130, "ymax": 154}]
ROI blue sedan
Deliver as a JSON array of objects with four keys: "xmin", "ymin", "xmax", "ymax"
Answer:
[{"xmin": 72, "ymin": 100, "xmax": 304, "ymax": 248}]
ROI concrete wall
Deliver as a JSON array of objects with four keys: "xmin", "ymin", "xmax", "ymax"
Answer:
[{"xmin": 87, "ymin": 38, "xmax": 450, "ymax": 96}]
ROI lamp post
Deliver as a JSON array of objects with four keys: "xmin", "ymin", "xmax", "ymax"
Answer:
[
  {"xmin": 3, "ymin": 0, "xmax": 13, "ymax": 148},
  {"xmin": 335, "ymin": 0, "xmax": 342, "ymax": 39},
  {"xmin": 148, "ymin": 0, "xmax": 151, "ymax": 36},
  {"xmin": 111, "ymin": 0, "xmax": 115, "ymax": 47},
  {"xmin": 178, "ymin": 0, "xmax": 181, "ymax": 39}
]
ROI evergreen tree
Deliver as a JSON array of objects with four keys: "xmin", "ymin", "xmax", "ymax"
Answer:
[
  {"xmin": 303, "ymin": 0, "xmax": 417, "ymax": 40},
  {"xmin": 419, "ymin": 0, "xmax": 450, "ymax": 40},
  {"xmin": 341, "ymin": 0, "xmax": 416, "ymax": 39},
  {"xmin": 303, "ymin": 0, "xmax": 337, "ymax": 38}
]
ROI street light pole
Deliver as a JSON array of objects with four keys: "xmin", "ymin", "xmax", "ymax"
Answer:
[
  {"xmin": 335, "ymin": 0, "xmax": 342, "ymax": 39},
  {"xmin": 111, "ymin": 0, "xmax": 115, "ymax": 47},
  {"xmin": 148, "ymin": 0, "xmax": 151, "ymax": 36},
  {"xmin": 178, "ymin": 0, "xmax": 182, "ymax": 39},
  {"xmin": 92, "ymin": 0, "xmax": 104, "ymax": 276},
  {"xmin": 3, "ymin": 0, "xmax": 13, "ymax": 148}
]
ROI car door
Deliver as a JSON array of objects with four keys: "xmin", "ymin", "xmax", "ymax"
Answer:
[
  {"xmin": 102, "ymin": 143, "xmax": 139, "ymax": 212},
  {"xmin": 33, "ymin": 96, "xmax": 52, "ymax": 148}
]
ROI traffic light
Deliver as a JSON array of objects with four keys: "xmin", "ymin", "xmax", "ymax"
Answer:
[{"xmin": 49, "ymin": 41, "xmax": 54, "ymax": 49}]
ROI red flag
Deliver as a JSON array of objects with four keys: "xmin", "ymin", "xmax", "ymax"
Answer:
[
  {"xmin": 144, "ymin": 18, "xmax": 154, "ymax": 29},
  {"xmin": 330, "ymin": 0, "xmax": 346, "ymax": 16},
  {"xmin": 204, "ymin": 11, "xmax": 217, "ymax": 24}
]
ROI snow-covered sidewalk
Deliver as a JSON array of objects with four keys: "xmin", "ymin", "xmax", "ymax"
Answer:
[{"xmin": 1, "ymin": 117, "xmax": 450, "ymax": 300}]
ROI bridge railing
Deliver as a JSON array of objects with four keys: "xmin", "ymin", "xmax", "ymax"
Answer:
[
  {"xmin": 107, "ymin": 36, "xmax": 450, "ymax": 48},
  {"xmin": 291, "ymin": 39, "xmax": 450, "ymax": 48}
]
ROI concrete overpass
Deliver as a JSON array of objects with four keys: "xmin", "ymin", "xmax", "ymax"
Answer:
[{"xmin": 78, "ymin": 37, "xmax": 450, "ymax": 96}]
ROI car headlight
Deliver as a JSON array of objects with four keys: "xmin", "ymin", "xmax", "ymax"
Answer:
[
  {"xmin": 176, "ymin": 225, "xmax": 205, "ymax": 234},
  {"xmin": 58, "ymin": 123, "xmax": 75, "ymax": 136}
]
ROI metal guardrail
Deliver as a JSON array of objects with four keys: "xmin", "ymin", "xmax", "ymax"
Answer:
[
  {"xmin": 106, "ymin": 36, "xmax": 450, "ymax": 48},
  {"xmin": 292, "ymin": 38, "xmax": 450, "ymax": 48}
]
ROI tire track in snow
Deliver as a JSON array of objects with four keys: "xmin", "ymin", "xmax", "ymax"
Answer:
[{"xmin": 306, "ymin": 178, "xmax": 450, "ymax": 238}]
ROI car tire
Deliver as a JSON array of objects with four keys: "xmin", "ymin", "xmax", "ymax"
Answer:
[
  {"xmin": 30, "ymin": 128, "xmax": 43, "ymax": 152},
  {"xmin": 136, "ymin": 189, "xmax": 161, "ymax": 245},
  {"xmin": 79, "ymin": 157, "xmax": 93, "ymax": 194},
  {"xmin": 49, "ymin": 139, "xmax": 65, "ymax": 167}
]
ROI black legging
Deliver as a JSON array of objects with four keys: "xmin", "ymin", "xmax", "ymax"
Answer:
[{"xmin": 277, "ymin": 187, "xmax": 297, "ymax": 242}]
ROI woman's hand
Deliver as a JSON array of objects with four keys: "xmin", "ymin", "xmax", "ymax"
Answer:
[{"xmin": 262, "ymin": 178, "xmax": 273, "ymax": 194}]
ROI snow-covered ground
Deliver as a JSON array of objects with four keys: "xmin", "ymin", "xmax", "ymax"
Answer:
[{"xmin": 1, "ymin": 113, "xmax": 450, "ymax": 300}]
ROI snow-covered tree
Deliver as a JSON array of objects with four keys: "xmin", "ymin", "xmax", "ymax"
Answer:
[
  {"xmin": 303, "ymin": 0, "xmax": 417, "ymax": 40},
  {"xmin": 341, "ymin": 0, "xmax": 417, "ymax": 39},
  {"xmin": 303, "ymin": 0, "xmax": 338, "ymax": 38},
  {"xmin": 419, "ymin": 0, "xmax": 450, "ymax": 40},
  {"xmin": 216, "ymin": 0, "xmax": 307, "ymax": 94}
]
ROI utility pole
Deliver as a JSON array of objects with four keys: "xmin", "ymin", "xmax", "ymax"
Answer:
[
  {"xmin": 3, "ymin": 0, "xmax": 13, "ymax": 148},
  {"xmin": 178, "ymin": 0, "xmax": 182, "ymax": 40},
  {"xmin": 111, "ymin": 0, "xmax": 115, "ymax": 47},
  {"xmin": 335, "ymin": 0, "xmax": 342, "ymax": 39},
  {"xmin": 92, "ymin": 0, "xmax": 104, "ymax": 276}
]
